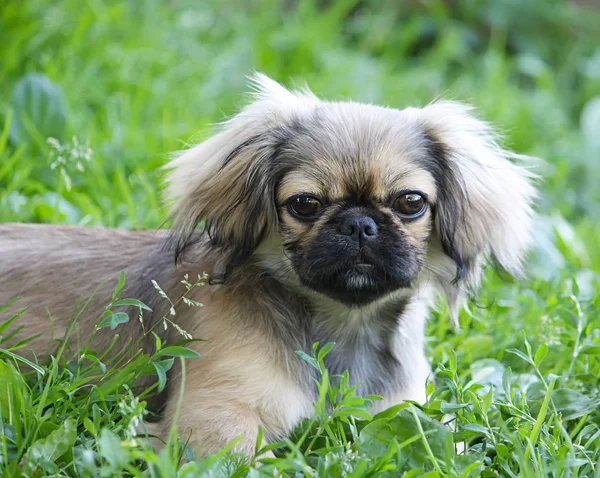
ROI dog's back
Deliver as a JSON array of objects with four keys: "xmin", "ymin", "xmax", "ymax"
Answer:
[{"xmin": 0, "ymin": 224, "xmax": 173, "ymax": 358}]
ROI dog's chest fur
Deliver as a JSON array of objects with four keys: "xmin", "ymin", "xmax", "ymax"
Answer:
[
  {"xmin": 310, "ymin": 301, "xmax": 410, "ymax": 398},
  {"xmin": 250, "ymin": 270, "xmax": 415, "ymax": 400}
]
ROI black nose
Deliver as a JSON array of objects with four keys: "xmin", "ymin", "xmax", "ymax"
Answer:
[{"xmin": 339, "ymin": 216, "xmax": 379, "ymax": 241}]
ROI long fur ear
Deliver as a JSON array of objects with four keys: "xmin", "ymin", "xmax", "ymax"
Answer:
[
  {"xmin": 414, "ymin": 102, "xmax": 538, "ymax": 324},
  {"xmin": 163, "ymin": 74, "xmax": 318, "ymax": 279}
]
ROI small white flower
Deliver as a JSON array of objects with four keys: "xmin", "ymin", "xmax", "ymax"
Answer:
[{"xmin": 47, "ymin": 136, "xmax": 93, "ymax": 192}]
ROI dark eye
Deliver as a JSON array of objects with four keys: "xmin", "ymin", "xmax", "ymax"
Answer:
[
  {"xmin": 393, "ymin": 192, "xmax": 427, "ymax": 218},
  {"xmin": 288, "ymin": 195, "xmax": 323, "ymax": 219}
]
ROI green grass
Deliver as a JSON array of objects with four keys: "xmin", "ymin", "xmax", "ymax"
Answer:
[{"xmin": 1, "ymin": 0, "xmax": 600, "ymax": 476}]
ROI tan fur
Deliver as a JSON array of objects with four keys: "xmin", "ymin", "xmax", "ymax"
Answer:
[
  {"xmin": 0, "ymin": 74, "xmax": 537, "ymax": 457},
  {"xmin": 0, "ymin": 224, "xmax": 309, "ymax": 455},
  {"xmin": 0, "ymin": 225, "xmax": 173, "ymax": 358}
]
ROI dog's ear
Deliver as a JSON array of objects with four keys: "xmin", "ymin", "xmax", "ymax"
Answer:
[
  {"xmin": 414, "ymin": 102, "xmax": 538, "ymax": 323},
  {"xmin": 163, "ymin": 74, "xmax": 318, "ymax": 278}
]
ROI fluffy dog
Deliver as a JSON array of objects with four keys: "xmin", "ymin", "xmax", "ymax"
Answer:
[{"xmin": 0, "ymin": 74, "xmax": 536, "ymax": 455}]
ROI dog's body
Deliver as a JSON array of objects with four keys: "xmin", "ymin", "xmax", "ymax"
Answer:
[
  {"xmin": 0, "ymin": 75, "xmax": 536, "ymax": 455},
  {"xmin": 0, "ymin": 223, "xmax": 429, "ymax": 453}
]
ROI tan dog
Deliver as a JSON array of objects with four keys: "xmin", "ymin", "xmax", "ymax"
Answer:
[{"xmin": 0, "ymin": 74, "xmax": 536, "ymax": 456}]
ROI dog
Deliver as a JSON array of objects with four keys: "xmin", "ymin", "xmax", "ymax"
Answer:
[{"xmin": 0, "ymin": 74, "xmax": 536, "ymax": 456}]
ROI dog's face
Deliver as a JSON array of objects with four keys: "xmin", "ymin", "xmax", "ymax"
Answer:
[
  {"xmin": 166, "ymin": 75, "xmax": 536, "ymax": 318},
  {"xmin": 274, "ymin": 113, "xmax": 438, "ymax": 305}
]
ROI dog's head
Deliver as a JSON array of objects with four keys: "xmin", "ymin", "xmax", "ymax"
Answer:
[{"xmin": 165, "ymin": 75, "xmax": 536, "ymax": 318}]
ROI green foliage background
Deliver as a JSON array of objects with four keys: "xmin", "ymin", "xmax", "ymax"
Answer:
[{"xmin": 0, "ymin": 0, "xmax": 599, "ymax": 476}]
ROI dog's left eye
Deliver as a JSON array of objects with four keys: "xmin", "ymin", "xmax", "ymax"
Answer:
[
  {"xmin": 393, "ymin": 192, "xmax": 427, "ymax": 218},
  {"xmin": 288, "ymin": 195, "xmax": 323, "ymax": 219}
]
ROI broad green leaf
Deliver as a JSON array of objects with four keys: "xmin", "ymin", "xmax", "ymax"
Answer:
[
  {"xmin": 470, "ymin": 359, "xmax": 506, "ymax": 389},
  {"xmin": 113, "ymin": 298, "xmax": 152, "ymax": 311},
  {"xmin": 334, "ymin": 407, "xmax": 372, "ymax": 420},
  {"xmin": 355, "ymin": 407, "xmax": 452, "ymax": 469},
  {"xmin": 0, "ymin": 423, "xmax": 19, "ymax": 463},
  {"xmin": 506, "ymin": 348, "xmax": 534, "ymax": 365},
  {"xmin": 98, "ymin": 429, "xmax": 129, "ymax": 470},
  {"xmin": 453, "ymin": 423, "xmax": 493, "ymax": 443},
  {"xmin": 551, "ymin": 388, "xmax": 600, "ymax": 421},
  {"xmin": 317, "ymin": 342, "xmax": 336, "ymax": 362},
  {"xmin": 580, "ymin": 343, "xmax": 600, "ymax": 355},
  {"xmin": 439, "ymin": 402, "xmax": 469, "ymax": 414},
  {"xmin": 153, "ymin": 331, "xmax": 162, "ymax": 352},
  {"xmin": 83, "ymin": 417, "xmax": 97, "ymax": 437},
  {"xmin": 495, "ymin": 443, "xmax": 509, "ymax": 459},
  {"xmin": 157, "ymin": 346, "xmax": 201, "ymax": 359},
  {"xmin": 112, "ymin": 271, "xmax": 126, "ymax": 300},
  {"xmin": 26, "ymin": 418, "xmax": 77, "ymax": 464},
  {"xmin": 98, "ymin": 312, "xmax": 130, "ymax": 330},
  {"xmin": 296, "ymin": 350, "xmax": 318, "ymax": 369},
  {"xmin": 482, "ymin": 387, "xmax": 494, "ymax": 415},
  {"xmin": 152, "ymin": 358, "xmax": 175, "ymax": 392},
  {"xmin": 37, "ymin": 421, "xmax": 59, "ymax": 439},
  {"xmin": 9, "ymin": 73, "xmax": 67, "ymax": 146},
  {"xmin": 371, "ymin": 402, "xmax": 410, "ymax": 420},
  {"xmin": 534, "ymin": 343, "xmax": 548, "ymax": 367},
  {"xmin": 454, "ymin": 455, "xmax": 484, "ymax": 476}
]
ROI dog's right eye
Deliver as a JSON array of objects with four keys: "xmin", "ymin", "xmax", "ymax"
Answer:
[{"xmin": 288, "ymin": 195, "xmax": 323, "ymax": 219}]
